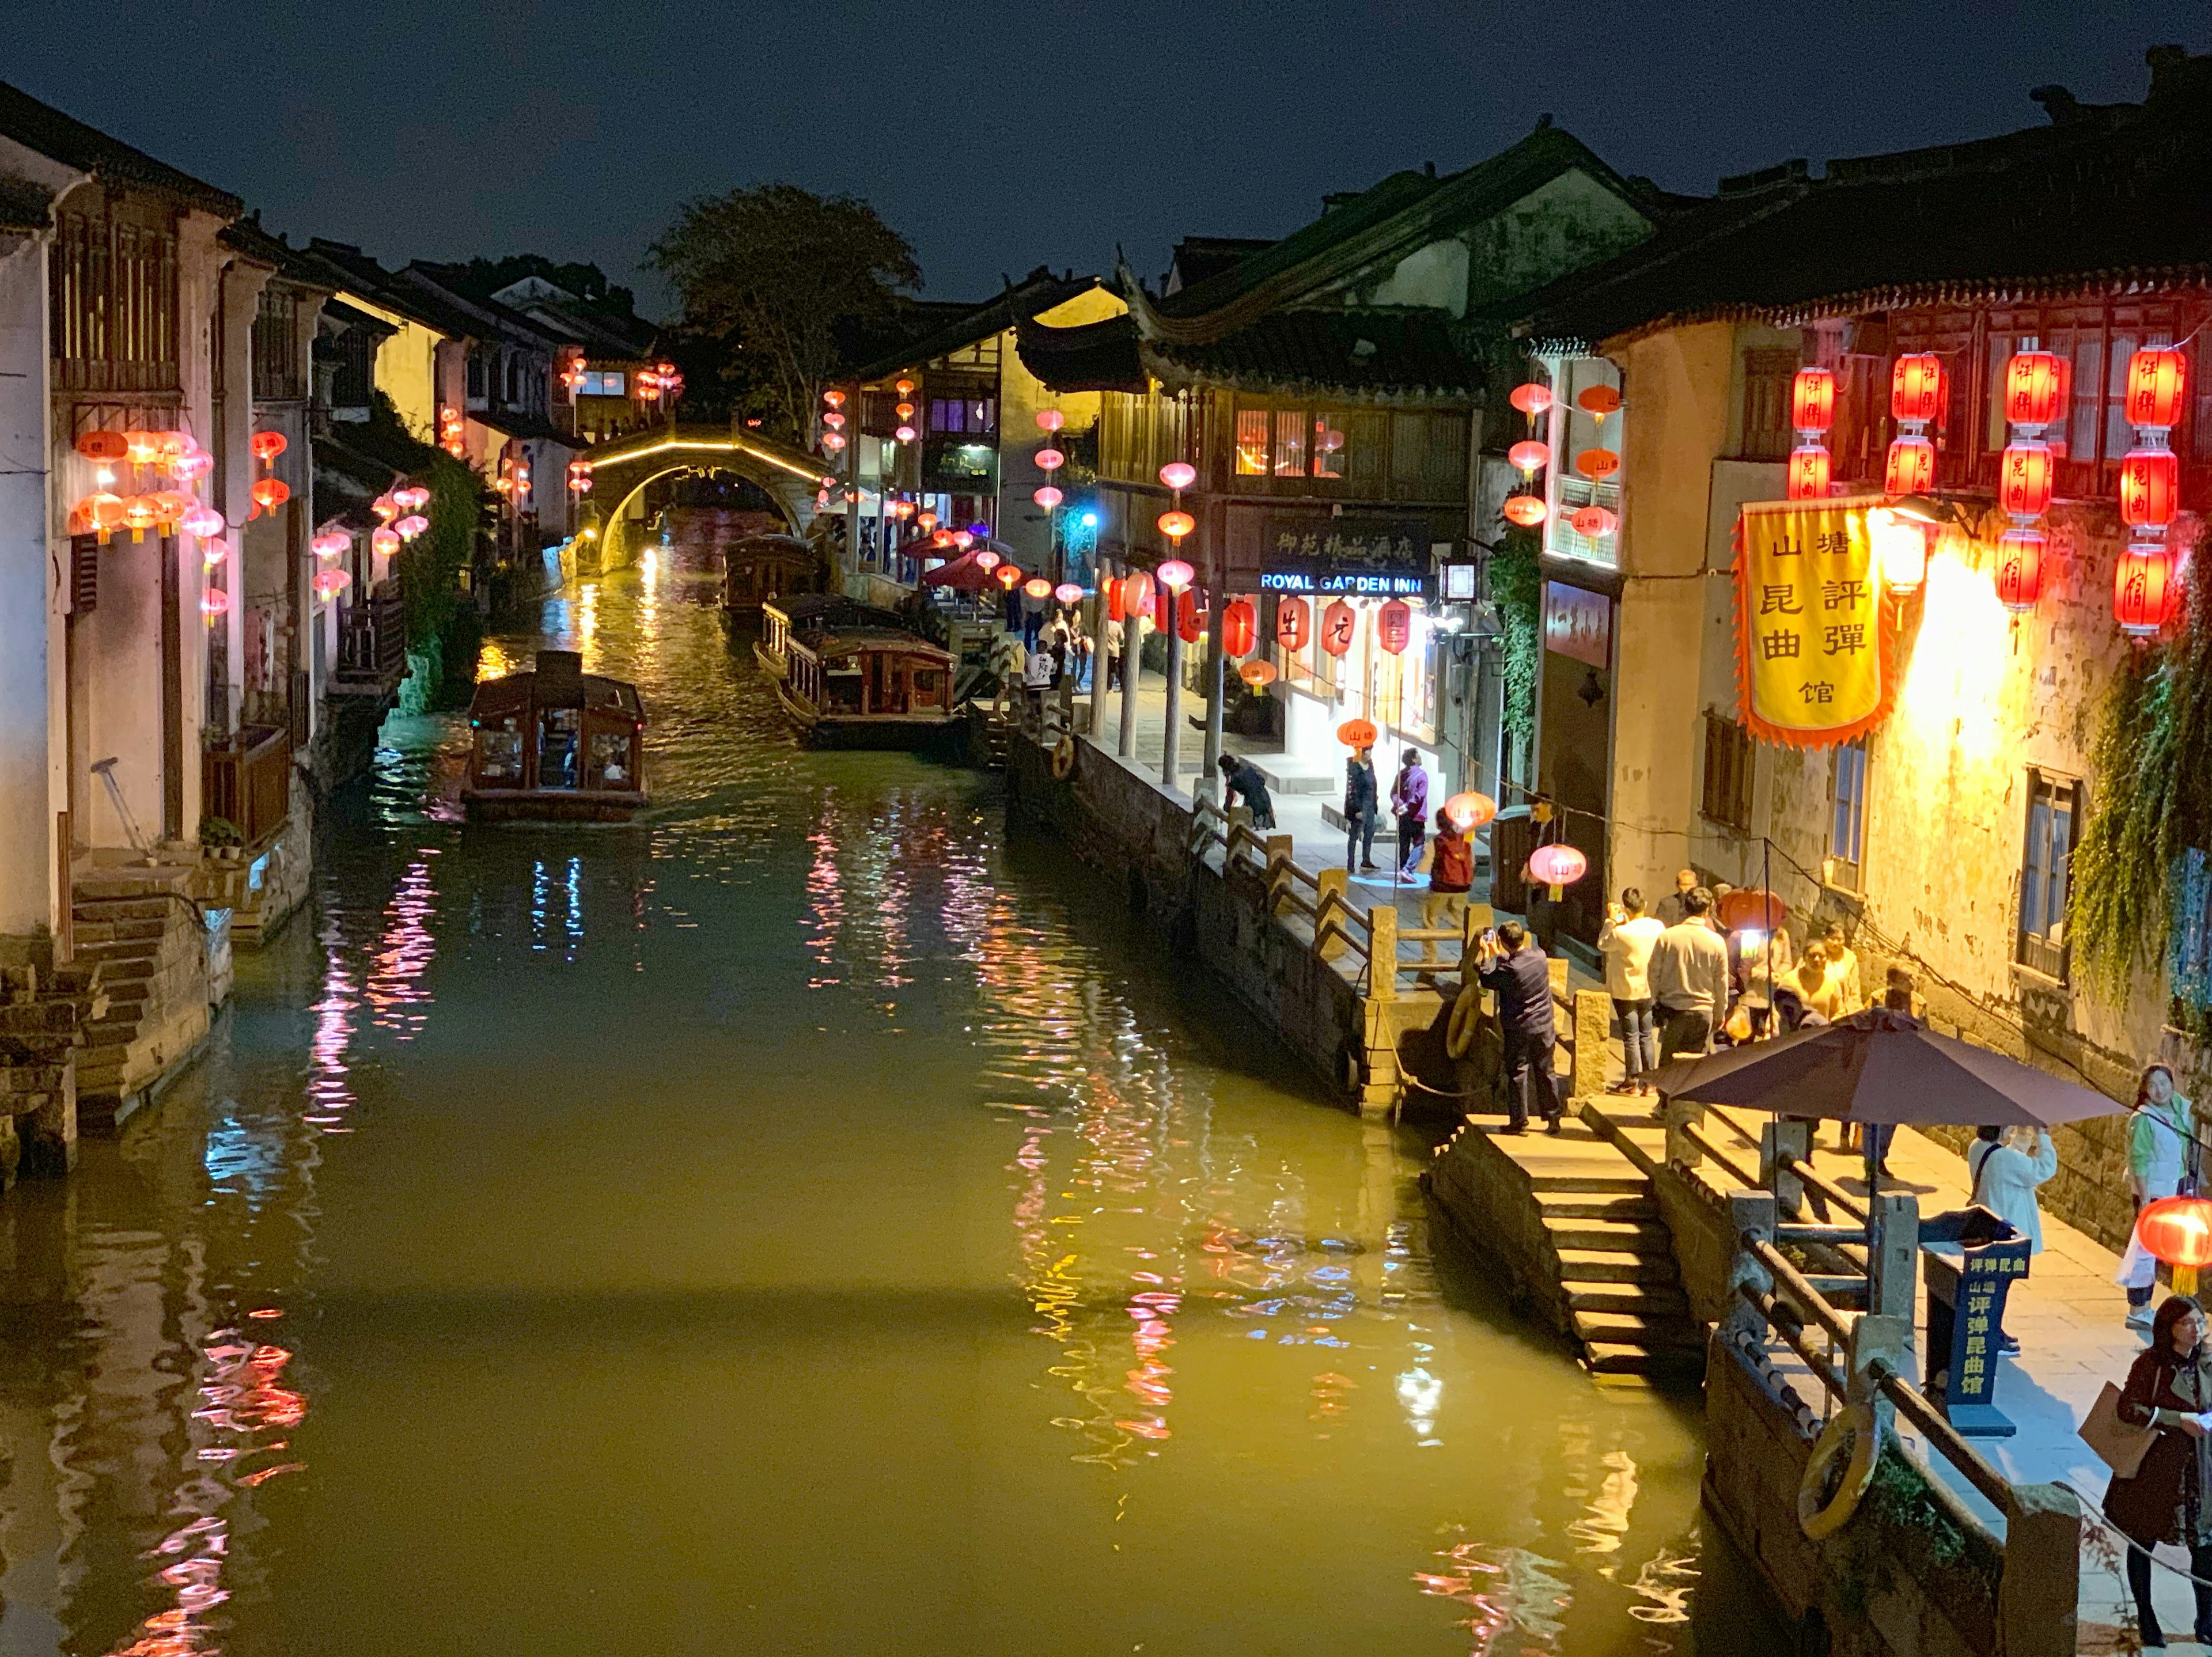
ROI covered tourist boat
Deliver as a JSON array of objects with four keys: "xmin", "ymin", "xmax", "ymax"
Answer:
[
  {"xmin": 753, "ymin": 593, "xmax": 907, "ymax": 682},
  {"xmin": 462, "ymin": 650, "xmax": 646, "ymax": 822},
  {"xmin": 721, "ymin": 532, "xmax": 827, "ymax": 616},
  {"xmin": 777, "ymin": 627, "xmax": 958, "ymax": 749}
]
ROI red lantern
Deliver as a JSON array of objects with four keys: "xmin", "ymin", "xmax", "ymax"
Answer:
[
  {"xmin": 2125, "ymin": 348, "xmax": 2188, "ymax": 430},
  {"xmin": 1240, "ymin": 661, "xmax": 1277, "ymax": 689},
  {"xmin": 1575, "ymin": 448, "xmax": 1620, "ymax": 480},
  {"xmin": 1509, "ymin": 383, "xmax": 1553, "ymax": 418},
  {"xmin": 1105, "ymin": 577, "xmax": 1126, "ymax": 623},
  {"xmin": 1176, "ymin": 589, "xmax": 1205, "ymax": 644},
  {"xmin": 1126, "ymin": 569, "xmax": 1155, "ymax": 619},
  {"xmin": 1525, "ymin": 843, "xmax": 1589, "ymax": 891},
  {"xmin": 2136, "ymin": 1195, "xmax": 2212, "ymax": 1269},
  {"xmin": 1336, "ymin": 718, "xmax": 1378, "ymax": 749},
  {"xmin": 996, "ymin": 565, "xmax": 1022, "ymax": 591},
  {"xmin": 2115, "ymin": 543, "xmax": 2177, "ymax": 639},
  {"xmin": 1790, "ymin": 367, "xmax": 1835, "ymax": 433},
  {"xmin": 1884, "ymin": 435, "xmax": 1937, "ymax": 495},
  {"xmin": 1376, "ymin": 598, "xmax": 1412, "ymax": 655},
  {"xmin": 2118, "ymin": 447, "xmax": 2180, "ymax": 528},
  {"xmin": 1508, "ymin": 439, "xmax": 1550, "ymax": 475},
  {"xmin": 1715, "ymin": 887, "xmax": 1787, "ymax": 934},
  {"xmin": 75, "ymin": 430, "xmax": 128, "ymax": 462},
  {"xmin": 1319, "ymin": 599, "xmax": 1356, "ymax": 657},
  {"xmin": 1576, "ymin": 385, "xmax": 1622, "ymax": 419},
  {"xmin": 1502, "ymin": 494, "xmax": 1548, "ymax": 528},
  {"xmin": 2003, "ymin": 351, "xmax": 2064, "ymax": 429},
  {"xmin": 251, "ymin": 477, "xmax": 290, "ymax": 513},
  {"xmin": 1997, "ymin": 442, "xmax": 2053, "ymax": 518},
  {"xmin": 1442, "ymin": 791, "xmax": 1496, "ymax": 831},
  {"xmin": 1157, "ymin": 509, "xmax": 1195, "ymax": 541},
  {"xmin": 1891, "ymin": 354, "xmax": 1945, "ymax": 426},
  {"xmin": 1570, "ymin": 505, "xmax": 1616, "ymax": 538},
  {"xmin": 1024, "ymin": 576, "xmax": 1052, "ymax": 600},
  {"xmin": 1786, "ymin": 444, "xmax": 1831, "ymax": 500},
  {"xmin": 249, "ymin": 430, "xmax": 287, "ymax": 467},
  {"xmin": 1994, "ymin": 528, "xmax": 2046, "ymax": 615},
  {"xmin": 1275, "ymin": 596, "xmax": 1310, "ymax": 652},
  {"xmin": 1222, "ymin": 597, "xmax": 1256, "ymax": 657}
]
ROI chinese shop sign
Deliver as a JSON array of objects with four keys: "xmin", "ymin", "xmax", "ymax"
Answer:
[
  {"xmin": 1542, "ymin": 581, "xmax": 1611, "ymax": 669},
  {"xmin": 1257, "ymin": 522, "xmax": 1442, "ymax": 598},
  {"xmin": 1733, "ymin": 501, "xmax": 1893, "ymax": 747}
]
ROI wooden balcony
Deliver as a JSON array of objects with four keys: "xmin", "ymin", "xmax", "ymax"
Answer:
[
  {"xmin": 202, "ymin": 726, "xmax": 291, "ymax": 848},
  {"xmin": 336, "ymin": 591, "xmax": 408, "ymax": 695}
]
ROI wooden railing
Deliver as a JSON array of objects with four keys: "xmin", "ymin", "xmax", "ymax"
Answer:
[
  {"xmin": 338, "ymin": 590, "xmax": 407, "ymax": 687},
  {"xmin": 201, "ymin": 726, "xmax": 291, "ymax": 847}
]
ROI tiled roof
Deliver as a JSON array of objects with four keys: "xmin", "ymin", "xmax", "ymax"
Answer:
[
  {"xmin": 1513, "ymin": 51, "xmax": 2212, "ymax": 347},
  {"xmin": 1010, "ymin": 312, "xmax": 1147, "ymax": 394},
  {"xmin": 847, "ymin": 268, "xmax": 1100, "ymax": 384},
  {"xmin": 299, "ymin": 241, "xmax": 485, "ymax": 342},
  {"xmin": 482, "ymin": 408, "xmax": 576, "ymax": 446},
  {"xmin": 0, "ymin": 173, "xmax": 54, "ymax": 232},
  {"xmin": 1152, "ymin": 308, "xmax": 1481, "ymax": 399},
  {"xmin": 0, "ymin": 81, "xmax": 240, "ymax": 217}
]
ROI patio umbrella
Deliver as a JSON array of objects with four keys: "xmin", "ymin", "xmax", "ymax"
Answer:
[
  {"xmin": 919, "ymin": 549, "xmax": 993, "ymax": 590},
  {"xmin": 1658, "ymin": 1007, "xmax": 2119, "ymax": 1127}
]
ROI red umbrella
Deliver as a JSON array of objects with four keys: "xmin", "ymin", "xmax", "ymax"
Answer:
[{"xmin": 919, "ymin": 548, "xmax": 992, "ymax": 590}]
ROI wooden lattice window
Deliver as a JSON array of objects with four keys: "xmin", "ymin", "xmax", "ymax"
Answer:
[
  {"xmin": 50, "ymin": 197, "xmax": 179, "ymax": 395},
  {"xmin": 1701, "ymin": 710, "xmax": 1755, "ymax": 831}
]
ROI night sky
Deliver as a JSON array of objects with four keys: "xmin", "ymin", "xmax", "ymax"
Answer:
[{"xmin": 9, "ymin": 2, "xmax": 2205, "ymax": 317}]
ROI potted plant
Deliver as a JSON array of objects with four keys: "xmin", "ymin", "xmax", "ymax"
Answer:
[{"xmin": 199, "ymin": 816, "xmax": 244, "ymax": 863}]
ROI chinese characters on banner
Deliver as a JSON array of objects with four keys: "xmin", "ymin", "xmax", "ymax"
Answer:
[{"xmin": 1733, "ymin": 502, "xmax": 1892, "ymax": 746}]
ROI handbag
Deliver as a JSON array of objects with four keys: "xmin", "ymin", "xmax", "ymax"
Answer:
[{"xmin": 2080, "ymin": 1381, "xmax": 2161, "ymax": 1479}]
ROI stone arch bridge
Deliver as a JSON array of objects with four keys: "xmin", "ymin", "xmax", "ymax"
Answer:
[{"xmin": 577, "ymin": 423, "xmax": 828, "ymax": 568}]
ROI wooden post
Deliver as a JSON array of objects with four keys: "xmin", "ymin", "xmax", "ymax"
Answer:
[
  {"xmin": 1999, "ymin": 1483, "xmax": 2082, "ymax": 1657},
  {"xmin": 1085, "ymin": 585, "xmax": 1108, "ymax": 738},
  {"xmin": 1316, "ymin": 868, "xmax": 1349, "ymax": 960},
  {"xmin": 1571, "ymin": 988, "xmax": 1611, "ymax": 1104},
  {"xmin": 1368, "ymin": 905, "xmax": 1396, "ymax": 1000},
  {"xmin": 1200, "ymin": 582, "xmax": 1226, "ymax": 793},
  {"xmin": 1160, "ymin": 613, "xmax": 1183, "ymax": 791},
  {"xmin": 1869, "ymin": 1192, "xmax": 1919, "ymax": 1322},
  {"xmin": 1118, "ymin": 583, "xmax": 1140, "ymax": 760}
]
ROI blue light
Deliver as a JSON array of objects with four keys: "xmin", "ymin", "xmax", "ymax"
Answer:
[{"xmin": 1080, "ymin": 511, "xmax": 1099, "ymax": 528}]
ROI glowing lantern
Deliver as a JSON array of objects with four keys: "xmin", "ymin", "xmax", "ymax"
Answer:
[
  {"xmin": 1157, "ymin": 509, "xmax": 1195, "ymax": 541},
  {"xmin": 1997, "ymin": 441, "xmax": 2054, "ymax": 518},
  {"xmin": 76, "ymin": 430, "xmax": 128, "ymax": 462},
  {"xmin": 1176, "ymin": 589, "xmax": 1205, "ymax": 644},
  {"xmin": 251, "ymin": 478, "xmax": 290, "ymax": 513},
  {"xmin": 929, "ymin": 528, "xmax": 952, "ymax": 548},
  {"xmin": 1790, "ymin": 367, "xmax": 1836, "ymax": 433},
  {"xmin": 1575, "ymin": 448, "xmax": 1620, "ymax": 480},
  {"xmin": 312, "ymin": 568, "xmax": 351, "ymax": 598},
  {"xmin": 1054, "ymin": 582, "xmax": 1084, "ymax": 605},
  {"xmin": 1442, "ymin": 791, "xmax": 1497, "ymax": 831},
  {"xmin": 2119, "ymin": 448, "xmax": 2181, "ymax": 528},
  {"xmin": 1503, "ymin": 494, "xmax": 1548, "ymax": 528},
  {"xmin": 150, "ymin": 490, "xmax": 191, "ymax": 527},
  {"xmin": 953, "ymin": 530, "xmax": 974, "ymax": 550},
  {"xmin": 1156, "ymin": 558, "xmax": 1194, "ymax": 590},
  {"xmin": 2115, "ymin": 542, "xmax": 2177, "ymax": 639},
  {"xmin": 894, "ymin": 424, "xmax": 918, "ymax": 442},
  {"xmin": 1786, "ymin": 444, "xmax": 1831, "ymax": 500},
  {"xmin": 995, "ymin": 565, "xmax": 1022, "ymax": 591},
  {"xmin": 1868, "ymin": 506, "xmax": 1927, "ymax": 595},
  {"xmin": 395, "ymin": 486, "xmax": 430, "ymax": 512},
  {"xmin": 2125, "ymin": 348, "xmax": 2188, "ymax": 430},
  {"xmin": 371, "ymin": 526, "xmax": 401, "ymax": 558},
  {"xmin": 1576, "ymin": 385, "xmax": 1622, "ymax": 420},
  {"xmin": 1570, "ymin": 504, "xmax": 1616, "ymax": 538},
  {"xmin": 199, "ymin": 586, "xmax": 230, "ymax": 617},
  {"xmin": 1240, "ymin": 659, "xmax": 1278, "ymax": 687},
  {"xmin": 373, "ymin": 494, "xmax": 399, "ymax": 521},
  {"xmin": 1319, "ymin": 600, "xmax": 1356, "ymax": 657},
  {"xmin": 917, "ymin": 510, "xmax": 938, "ymax": 533},
  {"xmin": 822, "ymin": 389, "xmax": 844, "ymax": 408},
  {"xmin": 1994, "ymin": 527, "xmax": 2046, "ymax": 615},
  {"xmin": 171, "ymin": 447, "xmax": 213, "ymax": 483},
  {"xmin": 974, "ymin": 549, "xmax": 1000, "ymax": 571},
  {"xmin": 1884, "ymin": 434, "xmax": 1937, "ymax": 495},
  {"xmin": 199, "ymin": 537, "xmax": 228, "ymax": 567},
  {"xmin": 181, "ymin": 505, "xmax": 224, "ymax": 540},
  {"xmin": 1336, "ymin": 718, "xmax": 1378, "ymax": 749},
  {"xmin": 822, "ymin": 411, "xmax": 846, "ymax": 430},
  {"xmin": 895, "ymin": 402, "xmax": 916, "ymax": 420},
  {"xmin": 1891, "ymin": 354, "xmax": 1944, "ymax": 426},
  {"xmin": 1716, "ymin": 888, "xmax": 1788, "ymax": 934},
  {"xmin": 1376, "ymin": 598, "xmax": 1412, "ymax": 654},
  {"xmin": 1033, "ymin": 486, "xmax": 1063, "ymax": 509},
  {"xmin": 123, "ymin": 430, "xmax": 158, "ymax": 466},
  {"xmin": 396, "ymin": 514, "xmax": 429, "ymax": 540},
  {"xmin": 1222, "ymin": 597, "xmax": 1257, "ymax": 655},
  {"xmin": 1036, "ymin": 409, "xmax": 1065, "ymax": 433},
  {"xmin": 1126, "ymin": 570, "xmax": 1155, "ymax": 619},
  {"xmin": 1508, "ymin": 439, "xmax": 1549, "ymax": 475},
  {"xmin": 82, "ymin": 491, "xmax": 127, "ymax": 543},
  {"xmin": 1276, "ymin": 595, "xmax": 1310, "ymax": 652},
  {"xmin": 310, "ymin": 531, "xmax": 349, "ymax": 559},
  {"xmin": 122, "ymin": 496, "xmax": 159, "ymax": 540},
  {"xmin": 1024, "ymin": 577, "xmax": 1053, "ymax": 600},
  {"xmin": 2003, "ymin": 350, "xmax": 2064, "ymax": 429},
  {"xmin": 821, "ymin": 432, "xmax": 846, "ymax": 452},
  {"xmin": 1509, "ymin": 383, "xmax": 1553, "ymax": 418},
  {"xmin": 892, "ymin": 379, "xmax": 914, "ymax": 397},
  {"xmin": 1526, "ymin": 842, "xmax": 1589, "ymax": 895},
  {"xmin": 1036, "ymin": 448, "xmax": 1066, "ymax": 472},
  {"xmin": 1158, "ymin": 461, "xmax": 1196, "ymax": 491},
  {"xmin": 249, "ymin": 430, "xmax": 287, "ymax": 467},
  {"xmin": 2137, "ymin": 1195, "xmax": 2212, "ymax": 1283}
]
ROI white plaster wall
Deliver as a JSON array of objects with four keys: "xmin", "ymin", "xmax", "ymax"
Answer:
[
  {"xmin": 0, "ymin": 235, "xmax": 53, "ymax": 935},
  {"xmin": 1363, "ymin": 238, "xmax": 1470, "ymax": 316}
]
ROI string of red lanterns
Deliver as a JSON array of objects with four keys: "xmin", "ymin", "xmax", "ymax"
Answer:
[
  {"xmin": 1505, "ymin": 379, "xmax": 1550, "ymax": 528},
  {"xmin": 1787, "ymin": 365, "xmax": 1834, "ymax": 500},
  {"xmin": 1990, "ymin": 345, "xmax": 2059, "ymax": 613},
  {"xmin": 2116, "ymin": 343, "xmax": 2187, "ymax": 638}
]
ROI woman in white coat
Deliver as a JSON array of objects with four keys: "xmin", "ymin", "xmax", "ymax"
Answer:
[
  {"xmin": 1968, "ymin": 1124, "xmax": 2058, "ymax": 1355},
  {"xmin": 2119, "ymin": 1063, "xmax": 2198, "ymax": 1331}
]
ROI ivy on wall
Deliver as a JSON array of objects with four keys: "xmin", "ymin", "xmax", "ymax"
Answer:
[
  {"xmin": 1489, "ymin": 525, "xmax": 1543, "ymax": 754},
  {"xmin": 2072, "ymin": 549, "xmax": 2212, "ymax": 1001}
]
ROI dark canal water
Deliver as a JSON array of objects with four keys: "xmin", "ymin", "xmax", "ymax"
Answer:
[{"xmin": 0, "ymin": 545, "xmax": 1774, "ymax": 1655}]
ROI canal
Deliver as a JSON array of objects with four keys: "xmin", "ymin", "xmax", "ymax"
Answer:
[{"xmin": 0, "ymin": 547, "xmax": 1772, "ymax": 1654}]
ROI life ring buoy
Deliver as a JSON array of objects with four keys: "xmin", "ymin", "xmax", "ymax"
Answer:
[
  {"xmin": 1051, "ymin": 735, "xmax": 1075, "ymax": 779},
  {"xmin": 1446, "ymin": 985, "xmax": 1482, "ymax": 1060},
  {"xmin": 1798, "ymin": 1404, "xmax": 1879, "ymax": 1540}
]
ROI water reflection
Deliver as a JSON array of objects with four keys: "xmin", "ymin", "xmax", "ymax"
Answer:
[{"xmin": 0, "ymin": 530, "xmax": 1763, "ymax": 1655}]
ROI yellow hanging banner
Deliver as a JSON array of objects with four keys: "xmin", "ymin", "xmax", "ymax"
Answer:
[{"xmin": 1733, "ymin": 500, "xmax": 1893, "ymax": 748}]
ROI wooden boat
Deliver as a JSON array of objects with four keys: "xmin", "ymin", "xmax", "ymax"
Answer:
[
  {"xmin": 461, "ymin": 650, "xmax": 647, "ymax": 822},
  {"xmin": 753, "ymin": 593, "xmax": 908, "ymax": 681},
  {"xmin": 722, "ymin": 533, "xmax": 827, "ymax": 616},
  {"xmin": 776, "ymin": 627, "xmax": 959, "ymax": 748}
]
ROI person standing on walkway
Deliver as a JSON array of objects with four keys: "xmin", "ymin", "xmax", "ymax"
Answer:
[
  {"xmin": 1655, "ymin": 869, "xmax": 1699, "ymax": 928},
  {"xmin": 1822, "ymin": 922, "xmax": 1863, "ymax": 1010},
  {"xmin": 1344, "ymin": 747, "xmax": 1380, "ymax": 873},
  {"xmin": 1967, "ymin": 1123, "xmax": 2056, "ymax": 1355},
  {"xmin": 1390, "ymin": 749, "xmax": 1430, "ymax": 878},
  {"xmin": 1103, "ymin": 613, "xmax": 1125, "ymax": 691},
  {"xmin": 1475, "ymin": 920, "xmax": 1563, "ymax": 1135},
  {"xmin": 1429, "ymin": 807, "xmax": 1474, "ymax": 897},
  {"xmin": 1217, "ymin": 753, "xmax": 1276, "ymax": 830},
  {"xmin": 1649, "ymin": 888, "xmax": 1733, "ymax": 1068},
  {"xmin": 1599, "ymin": 888, "xmax": 1664, "ymax": 1097},
  {"xmin": 1786, "ymin": 939, "xmax": 1847, "ymax": 1024},
  {"xmin": 2122, "ymin": 1064, "xmax": 2199, "ymax": 1331},
  {"xmin": 2106, "ymin": 1294, "xmax": 2212, "ymax": 1650}
]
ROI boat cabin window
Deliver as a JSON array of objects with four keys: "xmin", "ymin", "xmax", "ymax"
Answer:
[
  {"xmin": 476, "ymin": 716, "xmax": 523, "ymax": 782},
  {"xmin": 823, "ymin": 657, "xmax": 864, "ymax": 712},
  {"xmin": 539, "ymin": 706, "xmax": 582, "ymax": 788},
  {"xmin": 586, "ymin": 721, "xmax": 637, "ymax": 789}
]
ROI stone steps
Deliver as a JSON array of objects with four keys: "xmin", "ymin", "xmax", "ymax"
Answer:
[
  {"xmin": 1562, "ymin": 1280, "xmax": 1692, "ymax": 1317},
  {"xmin": 1553, "ymin": 1246, "xmax": 1680, "ymax": 1284},
  {"xmin": 1541, "ymin": 1216, "xmax": 1673, "ymax": 1253},
  {"xmin": 1535, "ymin": 1190, "xmax": 1658, "ymax": 1222}
]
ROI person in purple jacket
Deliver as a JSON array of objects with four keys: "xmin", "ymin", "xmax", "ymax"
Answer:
[
  {"xmin": 1475, "ymin": 920, "xmax": 1563, "ymax": 1134},
  {"xmin": 1391, "ymin": 749, "xmax": 1430, "ymax": 878}
]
